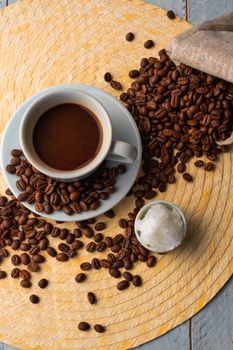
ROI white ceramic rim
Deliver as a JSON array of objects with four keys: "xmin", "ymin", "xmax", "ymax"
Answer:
[
  {"xmin": 19, "ymin": 88, "xmax": 112, "ymax": 180},
  {"xmin": 134, "ymin": 200, "xmax": 187, "ymax": 253}
]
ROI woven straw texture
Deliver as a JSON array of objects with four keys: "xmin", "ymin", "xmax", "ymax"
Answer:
[{"xmin": 0, "ymin": 1, "xmax": 232, "ymax": 349}]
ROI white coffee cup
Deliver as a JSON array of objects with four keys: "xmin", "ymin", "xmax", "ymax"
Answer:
[{"xmin": 20, "ymin": 87, "xmax": 137, "ymax": 181}]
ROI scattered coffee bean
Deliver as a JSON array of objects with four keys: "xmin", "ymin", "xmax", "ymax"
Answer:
[
  {"xmin": 122, "ymin": 271, "xmax": 133, "ymax": 282},
  {"xmin": 132, "ymin": 275, "xmax": 142, "ymax": 287},
  {"xmin": 109, "ymin": 268, "xmax": 121, "ymax": 278},
  {"xmin": 110, "ymin": 80, "xmax": 122, "ymax": 90},
  {"xmin": 94, "ymin": 324, "xmax": 105, "ymax": 333},
  {"xmin": 0, "ymin": 271, "xmax": 7, "ymax": 279},
  {"xmin": 20, "ymin": 279, "xmax": 31, "ymax": 288},
  {"xmin": 204, "ymin": 162, "xmax": 215, "ymax": 171},
  {"xmin": 11, "ymin": 268, "xmax": 20, "ymax": 278},
  {"xmin": 38, "ymin": 278, "xmax": 48, "ymax": 289},
  {"xmin": 177, "ymin": 163, "xmax": 186, "ymax": 173},
  {"xmin": 94, "ymin": 222, "xmax": 106, "ymax": 231},
  {"xmin": 182, "ymin": 173, "xmax": 193, "ymax": 182},
  {"xmin": 119, "ymin": 218, "xmax": 128, "ymax": 228},
  {"xmin": 20, "ymin": 253, "xmax": 30, "ymax": 265},
  {"xmin": 86, "ymin": 242, "xmax": 96, "ymax": 252},
  {"xmin": 117, "ymin": 280, "xmax": 129, "ymax": 291},
  {"xmin": 20, "ymin": 269, "xmax": 31, "ymax": 280},
  {"xmin": 144, "ymin": 39, "xmax": 154, "ymax": 49},
  {"xmin": 75, "ymin": 273, "xmax": 86, "ymax": 283},
  {"xmin": 80, "ymin": 262, "xmax": 92, "ymax": 271},
  {"xmin": 129, "ymin": 70, "xmax": 140, "ymax": 78},
  {"xmin": 146, "ymin": 255, "xmax": 157, "ymax": 267},
  {"xmin": 94, "ymin": 233, "xmax": 104, "ymax": 242},
  {"xmin": 125, "ymin": 32, "xmax": 135, "ymax": 41},
  {"xmin": 78, "ymin": 322, "xmax": 90, "ymax": 331},
  {"xmin": 6, "ymin": 164, "xmax": 16, "ymax": 174},
  {"xmin": 104, "ymin": 72, "xmax": 112, "ymax": 82},
  {"xmin": 29, "ymin": 294, "xmax": 40, "ymax": 304},
  {"xmin": 167, "ymin": 10, "xmax": 176, "ymax": 19},
  {"xmin": 56, "ymin": 253, "xmax": 68, "ymax": 262},
  {"xmin": 47, "ymin": 247, "xmax": 57, "ymax": 257},
  {"xmin": 58, "ymin": 243, "xmax": 70, "ymax": 253},
  {"xmin": 91, "ymin": 258, "xmax": 101, "ymax": 270},
  {"xmin": 28, "ymin": 262, "xmax": 39, "ymax": 272},
  {"xmin": 87, "ymin": 292, "xmax": 96, "ymax": 305},
  {"xmin": 104, "ymin": 209, "xmax": 115, "ymax": 218},
  {"xmin": 11, "ymin": 149, "xmax": 22, "ymax": 157},
  {"xmin": 194, "ymin": 160, "xmax": 204, "ymax": 167},
  {"xmin": 11, "ymin": 254, "xmax": 21, "ymax": 266}
]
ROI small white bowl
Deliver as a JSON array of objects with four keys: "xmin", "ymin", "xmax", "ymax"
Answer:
[{"xmin": 134, "ymin": 200, "xmax": 187, "ymax": 253}]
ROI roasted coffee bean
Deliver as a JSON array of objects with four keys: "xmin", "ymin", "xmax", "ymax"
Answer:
[
  {"xmin": 59, "ymin": 229, "xmax": 69, "ymax": 240},
  {"xmin": 20, "ymin": 279, "xmax": 31, "ymax": 288},
  {"xmin": 119, "ymin": 218, "xmax": 128, "ymax": 228},
  {"xmin": 44, "ymin": 223, "xmax": 53, "ymax": 234},
  {"xmin": 80, "ymin": 262, "xmax": 92, "ymax": 271},
  {"xmin": 38, "ymin": 278, "xmax": 48, "ymax": 289},
  {"xmin": 123, "ymin": 258, "xmax": 133, "ymax": 270},
  {"xmin": 20, "ymin": 269, "xmax": 31, "ymax": 280},
  {"xmin": 182, "ymin": 173, "xmax": 193, "ymax": 182},
  {"xmin": 123, "ymin": 271, "xmax": 133, "ymax": 282},
  {"xmin": 72, "ymin": 240, "xmax": 83, "ymax": 250},
  {"xmin": 0, "ymin": 248, "xmax": 9, "ymax": 257},
  {"xmin": 0, "ymin": 196, "xmax": 7, "ymax": 207},
  {"xmin": 75, "ymin": 273, "xmax": 86, "ymax": 283},
  {"xmin": 58, "ymin": 243, "xmax": 70, "ymax": 253},
  {"xmin": 10, "ymin": 157, "xmax": 21, "ymax": 165},
  {"xmin": 74, "ymin": 228, "xmax": 82, "ymax": 238},
  {"xmin": 0, "ymin": 271, "xmax": 7, "ymax": 279},
  {"xmin": 94, "ymin": 324, "xmax": 105, "ymax": 333},
  {"xmin": 86, "ymin": 242, "xmax": 96, "ymax": 252},
  {"xmin": 177, "ymin": 163, "xmax": 186, "ymax": 173},
  {"xmin": 204, "ymin": 162, "xmax": 215, "ymax": 171},
  {"xmin": 109, "ymin": 268, "xmax": 121, "ymax": 278},
  {"xmin": 104, "ymin": 209, "xmax": 115, "ymax": 218},
  {"xmin": 11, "ymin": 239, "xmax": 21, "ymax": 250},
  {"xmin": 110, "ymin": 80, "xmax": 122, "ymax": 90},
  {"xmin": 83, "ymin": 226, "xmax": 94, "ymax": 238},
  {"xmin": 92, "ymin": 258, "xmax": 101, "ymax": 270},
  {"xmin": 28, "ymin": 262, "xmax": 39, "ymax": 272},
  {"xmin": 135, "ymin": 198, "xmax": 144, "ymax": 208},
  {"xmin": 144, "ymin": 39, "xmax": 154, "ymax": 48},
  {"xmin": 100, "ymin": 259, "xmax": 110, "ymax": 268},
  {"xmin": 94, "ymin": 233, "xmax": 104, "ymax": 242},
  {"xmin": 11, "ymin": 268, "xmax": 20, "ymax": 278},
  {"xmin": 20, "ymin": 253, "xmax": 30, "ymax": 265},
  {"xmin": 167, "ymin": 10, "xmax": 176, "ymax": 19},
  {"xmin": 117, "ymin": 280, "xmax": 130, "ymax": 291},
  {"xmin": 78, "ymin": 322, "xmax": 90, "ymax": 331},
  {"xmin": 11, "ymin": 149, "xmax": 22, "ymax": 157},
  {"xmin": 96, "ymin": 242, "xmax": 106, "ymax": 252},
  {"xmin": 39, "ymin": 238, "xmax": 49, "ymax": 250},
  {"xmin": 11, "ymin": 254, "xmax": 21, "ymax": 266},
  {"xmin": 129, "ymin": 70, "xmax": 140, "ymax": 78},
  {"xmin": 125, "ymin": 32, "xmax": 135, "ymax": 41},
  {"xmin": 87, "ymin": 292, "xmax": 96, "ymax": 305},
  {"xmin": 32, "ymin": 254, "xmax": 45, "ymax": 263},
  {"xmin": 56, "ymin": 253, "xmax": 68, "ymax": 262},
  {"xmin": 20, "ymin": 242, "xmax": 31, "ymax": 251},
  {"xmin": 132, "ymin": 275, "xmax": 142, "ymax": 286},
  {"xmin": 6, "ymin": 164, "xmax": 16, "ymax": 174},
  {"xmin": 66, "ymin": 233, "xmax": 75, "ymax": 244},
  {"xmin": 29, "ymin": 246, "xmax": 40, "ymax": 256},
  {"xmin": 194, "ymin": 160, "xmax": 204, "ymax": 167},
  {"xmin": 17, "ymin": 192, "xmax": 29, "ymax": 202},
  {"xmin": 146, "ymin": 255, "xmax": 157, "ymax": 267},
  {"xmin": 105, "ymin": 236, "xmax": 113, "ymax": 247},
  {"xmin": 47, "ymin": 247, "xmax": 57, "ymax": 257},
  {"xmin": 104, "ymin": 72, "xmax": 112, "ymax": 82},
  {"xmin": 94, "ymin": 222, "xmax": 106, "ymax": 231},
  {"xmin": 29, "ymin": 294, "xmax": 40, "ymax": 304}
]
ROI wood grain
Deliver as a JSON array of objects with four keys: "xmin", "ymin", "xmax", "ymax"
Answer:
[
  {"xmin": 0, "ymin": 1, "xmax": 232, "ymax": 350},
  {"xmin": 188, "ymin": 0, "xmax": 233, "ymax": 24}
]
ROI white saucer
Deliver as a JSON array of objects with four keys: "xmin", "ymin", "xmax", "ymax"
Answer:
[{"xmin": 0, "ymin": 84, "xmax": 142, "ymax": 221}]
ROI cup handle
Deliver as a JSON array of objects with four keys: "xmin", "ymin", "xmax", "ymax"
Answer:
[{"xmin": 106, "ymin": 140, "xmax": 137, "ymax": 164}]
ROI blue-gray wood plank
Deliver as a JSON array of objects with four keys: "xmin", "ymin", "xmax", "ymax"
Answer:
[{"xmin": 0, "ymin": 0, "xmax": 233, "ymax": 349}]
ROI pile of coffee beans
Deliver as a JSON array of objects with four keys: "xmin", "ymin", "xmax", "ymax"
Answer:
[
  {"xmin": 119, "ymin": 49, "xmax": 233, "ymax": 195},
  {"xmin": 6, "ymin": 151, "xmax": 126, "ymax": 216}
]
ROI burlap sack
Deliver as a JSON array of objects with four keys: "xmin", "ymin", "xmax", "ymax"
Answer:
[
  {"xmin": 168, "ymin": 12, "xmax": 233, "ymax": 145},
  {"xmin": 168, "ymin": 12, "xmax": 233, "ymax": 84}
]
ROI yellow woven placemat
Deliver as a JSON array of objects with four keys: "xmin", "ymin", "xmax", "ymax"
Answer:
[{"xmin": 0, "ymin": 1, "xmax": 232, "ymax": 349}]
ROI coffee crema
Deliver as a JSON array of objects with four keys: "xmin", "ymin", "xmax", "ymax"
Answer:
[{"xmin": 33, "ymin": 103, "xmax": 102, "ymax": 171}]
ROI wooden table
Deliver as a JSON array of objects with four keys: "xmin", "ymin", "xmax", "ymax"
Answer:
[{"xmin": 0, "ymin": 1, "xmax": 232, "ymax": 349}]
